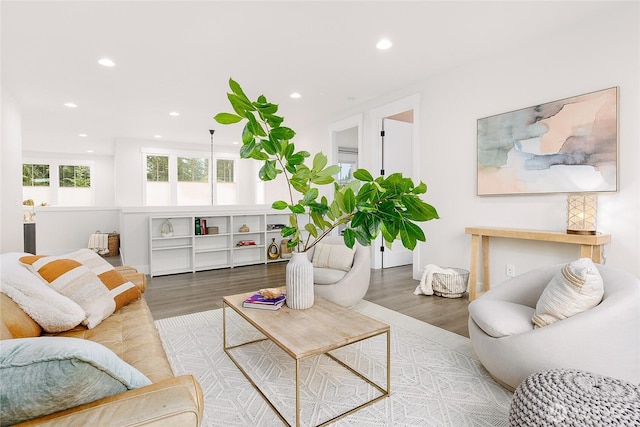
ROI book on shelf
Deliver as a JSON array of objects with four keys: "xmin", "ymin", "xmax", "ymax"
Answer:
[
  {"xmin": 195, "ymin": 218, "xmax": 202, "ymax": 235},
  {"xmin": 242, "ymin": 293, "xmax": 286, "ymax": 310}
]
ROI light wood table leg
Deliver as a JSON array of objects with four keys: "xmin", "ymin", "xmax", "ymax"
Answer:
[
  {"xmin": 469, "ymin": 234, "xmax": 479, "ymax": 301},
  {"xmin": 481, "ymin": 235, "xmax": 490, "ymax": 294}
]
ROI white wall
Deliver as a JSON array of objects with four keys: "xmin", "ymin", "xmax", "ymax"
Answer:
[
  {"xmin": 1, "ymin": 89, "xmax": 24, "ymax": 253},
  {"xmin": 296, "ymin": 4, "xmax": 640, "ymax": 282}
]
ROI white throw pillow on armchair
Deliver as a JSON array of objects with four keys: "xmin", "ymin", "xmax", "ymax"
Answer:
[{"xmin": 532, "ymin": 258, "xmax": 604, "ymax": 328}]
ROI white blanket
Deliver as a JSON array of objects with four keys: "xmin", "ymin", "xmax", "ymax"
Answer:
[
  {"xmin": 1, "ymin": 279, "xmax": 86, "ymax": 333},
  {"xmin": 88, "ymin": 233, "xmax": 109, "ymax": 255},
  {"xmin": 414, "ymin": 264, "xmax": 458, "ymax": 296}
]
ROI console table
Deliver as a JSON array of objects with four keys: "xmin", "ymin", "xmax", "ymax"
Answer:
[{"xmin": 465, "ymin": 226, "xmax": 611, "ymax": 301}]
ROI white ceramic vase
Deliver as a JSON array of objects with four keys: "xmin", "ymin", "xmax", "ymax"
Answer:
[{"xmin": 285, "ymin": 252, "xmax": 314, "ymax": 309}]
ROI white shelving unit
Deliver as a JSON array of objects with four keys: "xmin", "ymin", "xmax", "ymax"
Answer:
[{"xmin": 149, "ymin": 212, "xmax": 305, "ymax": 276}]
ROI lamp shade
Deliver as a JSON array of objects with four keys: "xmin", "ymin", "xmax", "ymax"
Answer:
[{"xmin": 566, "ymin": 194, "xmax": 597, "ymax": 235}]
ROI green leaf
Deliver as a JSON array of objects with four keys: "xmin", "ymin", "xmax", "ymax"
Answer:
[
  {"xmin": 401, "ymin": 195, "xmax": 440, "ymax": 221},
  {"xmin": 287, "ymin": 153, "xmax": 305, "ymax": 166},
  {"xmin": 343, "ymin": 188, "xmax": 355, "ymax": 213},
  {"xmin": 242, "ymin": 124, "xmax": 254, "ymax": 144},
  {"xmin": 353, "ymin": 169, "xmax": 374, "ymax": 182},
  {"xmin": 342, "ymin": 228, "xmax": 356, "ymax": 249},
  {"xmin": 259, "ymin": 161, "xmax": 278, "ymax": 181},
  {"xmin": 270, "ymin": 126, "xmax": 296, "ymax": 141},
  {"xmin": 254, "ymin": 102, "xmax": 278, "ymax": 115},
  {"xmin": 304, "ymin": 223, "xmax": 318, "ymax": 238},
  {"xmin": 265, "ymin": 114, "xmax": 284, "ymax": 128},
  {"xmin": 214, "ymin": 112, "xmax": 242, "ymax": 124},
  {"xmin": 246, "ymin": 113, "xmax": 267, "ymax": 137},
  {"xmin": 289, "ymin": 204, "xmax": 305, "ymax": 214},
  {"xmin": 261, "ymin": 137, "xmax": 278, "ymax": 155},
  {"xmin": 272, "ymin": 200, "xmax": 288, "ymax": 210},
  {"xmin": 239, "ymin": 139, "xmax": 256, "ymax": 159},
  {"xmin": 315, "ymin": 165, "xmax": 341, "ymax": 177},
  {"xmin": 229, "ymin": 78, "xmax": 253, "ymax": 107},
  {"xmin": 228, "ymin": 93, "xmax": 253, "ymax": 117},
  {"xmin": 282, "ymin": 226, "xmax": 297, "ymax": 238},
  {"xmin": 311, "ymin": 152, "xmax": 328, "ymax": 172},
  {"xmin": 302, "ymin": 188, "xmax": 319, "ymax": 205},
  {"xmin": 414, "ymin": 181, "xmax": 427, "ymax": 194}
]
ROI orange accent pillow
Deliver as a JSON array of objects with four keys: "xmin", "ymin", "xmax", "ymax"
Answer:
[{"xmin": 20, "ymin": 250, "xmax": 141, "ymax": 329}]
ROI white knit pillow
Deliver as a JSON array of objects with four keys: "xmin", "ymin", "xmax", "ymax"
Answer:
[
  {"xmin": 311, "ymin": 242, "xmax": 355, "ymax": 272},
  {"xmin": 532, "ymin": 258, "xmax": 604, "ymax": 328}
]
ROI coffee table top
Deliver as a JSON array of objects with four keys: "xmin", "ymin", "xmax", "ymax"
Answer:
[{"xmin": 223, "ymin": 289, "xmax": 390, "ymax": 360}]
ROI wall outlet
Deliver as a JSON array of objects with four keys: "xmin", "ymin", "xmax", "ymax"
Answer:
[{"xmin": 506, "ymin": 264, "xmax": 515, "ymax": 277}]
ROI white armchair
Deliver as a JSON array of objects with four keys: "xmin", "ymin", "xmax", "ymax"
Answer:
[
  {"xmin": 307, "ymin": 236, "xmax": 371, "ymax": 308},
  {"xmin": 468, "ymin": 263, "xmax": 640, "ymax": 391}
]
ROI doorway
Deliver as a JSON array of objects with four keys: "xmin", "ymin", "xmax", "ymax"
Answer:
[{"xmin": 370, "ymin": 94, "xmax": 421, "ymax": 271}]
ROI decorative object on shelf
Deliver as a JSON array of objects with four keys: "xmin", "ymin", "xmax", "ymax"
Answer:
[
  {"xmin": 236, "ymin": 240, "xmax": 256, "ymax": 246},
  {"xmin": 238, "ymin": 224, "xmax": 250, "ymax": 233},
  {"xmin": 280, "ymin": 239, "xmax": 292, "ymax": 259},
  {"xmin": 215, "ymin": 79, "xmax": 439, "ymax": 309},
  {"xmin": 567, "ymin": 193, "xmax": 597, "ymax": 235},
  {"xmin": 477, "ymin": 87, "xmax": 618, "ymax": 195},
  {"xmin": 161, "ymin": 219, "xmax": 174, "ymax": 237},
  {"xmin": 285, "ymin": 252, "xmax": 314, "ymax": 309},
  {"xmin": 267, "ymin": 224, "xmax": 286, "ymax": 231},
  {"xmin": 267, "ymin": 238, "xmax": 280, "ymax": 260},
  {"xmin": 207, "ymin": 226, "xmax": 219, "ymax": 235}
]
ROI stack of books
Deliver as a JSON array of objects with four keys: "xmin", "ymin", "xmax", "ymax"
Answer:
[{"xmin": 242, "ymin": 292, "xmax": 286, "ymax": 310}]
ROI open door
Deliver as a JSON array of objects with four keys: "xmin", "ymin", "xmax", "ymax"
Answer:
[{"xmin": 381, "ymin": 112, "xmax": 414, "ymax": 268}]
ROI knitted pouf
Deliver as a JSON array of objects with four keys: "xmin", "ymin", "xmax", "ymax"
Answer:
[{"xmin": 509, "ymin": 369, "xmax": 640, "ymax": 426}]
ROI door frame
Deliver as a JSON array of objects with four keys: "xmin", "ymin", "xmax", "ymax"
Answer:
[{"xmin": 369, "ymin": 94, "xmax": 422, "ymax": 275}]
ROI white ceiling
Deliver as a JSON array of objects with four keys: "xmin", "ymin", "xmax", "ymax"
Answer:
[{"xmin": 1, "ymin": 1, "xmax": 616, "ymax": 156}]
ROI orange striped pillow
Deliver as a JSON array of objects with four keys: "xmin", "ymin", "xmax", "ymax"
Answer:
[{"xmin": 20, "ymin": 249, "xmax": 141, "ymax": 329}]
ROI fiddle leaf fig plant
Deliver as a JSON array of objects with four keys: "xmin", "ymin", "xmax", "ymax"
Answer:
[{"xmin": 214, "ymin": 78, "xmax": 439, "ymax": 252}]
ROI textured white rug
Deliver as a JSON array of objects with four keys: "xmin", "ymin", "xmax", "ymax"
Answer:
[{"xmin": 155, "ymin": 300, "xmax": 512, "ymax": 426}]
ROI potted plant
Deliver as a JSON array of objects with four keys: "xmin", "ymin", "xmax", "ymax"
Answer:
[{"xmin": 215, "ymin": 78, "xmax": 439, "ymax": 308}]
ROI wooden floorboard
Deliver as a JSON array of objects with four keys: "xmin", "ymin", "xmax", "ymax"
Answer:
[{"xmin": 144, "ymin": 262, "xmax": 470, "ymax": 338}]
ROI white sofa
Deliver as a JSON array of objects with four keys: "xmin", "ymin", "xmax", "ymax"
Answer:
[
  {"xmin": 308, "ymin": 236, "xmax": 371, "ymax": 308},
  {"xmin": 468, "ymin": 263, "xmax": 640, "ymax": 391}
]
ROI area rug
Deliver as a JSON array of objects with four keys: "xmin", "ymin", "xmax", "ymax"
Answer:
[{"xmin": 155, "ymin": 300, "xmax": 512, "ymax": 426}]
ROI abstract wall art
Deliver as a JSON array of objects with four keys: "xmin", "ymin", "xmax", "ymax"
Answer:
[{"xmin": 477, "ymin": 87, "xmax": 618, "ymax": 195}]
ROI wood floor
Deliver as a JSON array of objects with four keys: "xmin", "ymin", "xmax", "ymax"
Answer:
[{"xmin": 144, "ymin": 262, "xmax": 471, "ymax": 337}]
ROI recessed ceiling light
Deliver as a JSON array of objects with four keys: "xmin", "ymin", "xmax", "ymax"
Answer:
[
  {"xmin": 376, "ymin": 39, "xmax": 392, "ymax": 50},
  {"xmin": 169, "ymin": 111, "xmax": 180, "ymax": 117},
  {"xmin": 87, "ymin": 150, "xmax": 94, "ymax": 153},
  {"xmin": 64, "ymin": 102, "xmax": 78, "ymax": 108},
  {"xmin": 98, "ymin": 58, "xmax": 115, "ymax": 67},
  {"xmin": 78, "ymin": 133, "xmax": 88, "ymax": 137},
  {"xmin": 154, "ymin": 135, "xmax": 162, "ymax": 139},
  {"xmin": 232, "ymin": 141, "xmax": 239, "ymax": 145},
  {"xmin": 290, "ymin": 92, "xmax": 301, "ymax": 99}
]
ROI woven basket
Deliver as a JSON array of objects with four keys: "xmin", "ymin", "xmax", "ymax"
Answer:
[
  {"xmin": 106, "ymin": 232, "xmax": 120, "ymax": 257},
  {"xmin": 432, "ymin": 267, "xmax": 469, "ymax": 298}
]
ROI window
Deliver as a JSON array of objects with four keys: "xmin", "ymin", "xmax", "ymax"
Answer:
[
  {"xmin": 143, "ymin": 150, "xmax": 239, "ymax": 206},
  {"xmin": 23, "ymin": 161, "xmax": 94, "ymax": 206},
  {"xmin": 178, "ymin": 157, "xmax": 209, "ymax": 182},
  {"xmin": 146, "ymin": 155, "xmax": 169, "ymax": 182},
  {"xmin": 217, "ymin": 159, "xmax": 234, "ymax": 183},
  {"xmin": 59, "ymin": 165, "xmax": 91, "ymax": 188},
  {"xmin": 22, "ymin": 164, "xmax": 50, "ymax": 187}
]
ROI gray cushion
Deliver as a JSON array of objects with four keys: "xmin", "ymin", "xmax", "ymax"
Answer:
[
  {"xmin": 314, "ymin": 268, "xmax": 347, "ymax": 285},
  {"xmin": 469, "ymin": 299, "xmax": 535, "ymax": 338},
  {"xmin": 0, "ymin": 336, "xmax": 152, "ymax": 426}
]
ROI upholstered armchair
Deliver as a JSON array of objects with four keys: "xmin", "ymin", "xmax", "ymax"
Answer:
[
  {"xmin": 468, "ymin": 263, "xmax": 640, "ymax": 391},
  {"xmin": 307, "ymin": 236, "xmax": 371, "ymax": 308}
]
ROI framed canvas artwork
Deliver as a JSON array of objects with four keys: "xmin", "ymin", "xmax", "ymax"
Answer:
[{"xmin": 477, "ymin": 87, "xmax": 618, "ymax": 195}]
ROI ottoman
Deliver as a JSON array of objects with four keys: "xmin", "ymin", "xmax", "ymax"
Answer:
[{"xmin": 509, "ymin": 369, "xmax": 640, "ymax": 426}]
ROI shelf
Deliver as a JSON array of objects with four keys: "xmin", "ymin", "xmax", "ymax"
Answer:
[{"xmin": 149, "ymin": 211, "xmax": 302, "ymax": 276}]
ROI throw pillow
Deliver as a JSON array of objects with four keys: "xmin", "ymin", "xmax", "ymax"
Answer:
[
  {"xmin": 311, "ymin": 242, "xmax": 355, "ymax": 272},
  {"xmin": 468, "ymin": 299, "xmax": 535, "ymax": 338},
  {"xmin": 532, "ymin": 258, "xmax": 604, "ymax": 328},
  {"xmin": 0, "ymin": 336, "xmax": 151, "ymax": 426},
  {"xmin": 1, "ymin": 252, "xmax": 85, "ymax": 333},
  {"xmin": 20, "ymin": 249, "xmax": 141, "ymax": 329}
]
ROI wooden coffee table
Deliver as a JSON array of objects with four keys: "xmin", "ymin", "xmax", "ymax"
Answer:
[{"xmin": 223, "ymin": 289, "xmax": 390, "ymax": 427}]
